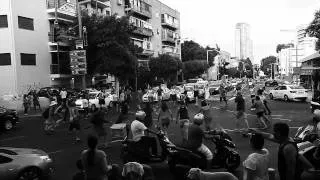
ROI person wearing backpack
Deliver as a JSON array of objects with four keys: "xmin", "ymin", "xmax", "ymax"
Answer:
[{"xmin": 176, "ymin": 101, "xmax": 190, "ymax": 144}]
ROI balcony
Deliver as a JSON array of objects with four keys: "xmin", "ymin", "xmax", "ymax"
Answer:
[
  {"xmin": 48, "ymin": 32, "xmax": 73, "ymax": 47},
  {"xmin": 79, "ymin": 0, "xmax": 111, "ymax": 8},
  {"xmin": 125, "ymin": 1, "xmax": 152, "ymax": 19},
  {"xmin": 133, "ymin": 27, "xmax": 153, "ymax": 37},
  {"xmin": 161, "ymin": 14, "xmax": 178, "ymax": 30},
  {"xmin": 161, "ymin": 30, "xmax": 175, "ymax": 43},
  {"xmin": 47, "ymin": 0, "xmax": 77, "ymax": 17},
  {"xmin": 162, "ymin": 45, "xmax": 180, "ymax": 58}
]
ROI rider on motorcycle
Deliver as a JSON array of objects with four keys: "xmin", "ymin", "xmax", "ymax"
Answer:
[
  {"xmin": 187, "ymin": 113, "xmax": 213, "ymax": 170},
  {"xmin": 130, "ymin": 111, "xmax": 158, "ymax": 159}
]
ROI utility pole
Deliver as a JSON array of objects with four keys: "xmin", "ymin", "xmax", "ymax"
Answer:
[
  {"xmin": 54, "ymin": 0, "xmax": 60, "ymax": 74},
  {"xmin": 76, "ymin": 0, "xmax": 86, "ymax": 89}
]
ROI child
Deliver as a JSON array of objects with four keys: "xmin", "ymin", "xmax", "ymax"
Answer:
[{"xmin": 72, "ymin": 160, "xmax": 85, "ymax": 180}]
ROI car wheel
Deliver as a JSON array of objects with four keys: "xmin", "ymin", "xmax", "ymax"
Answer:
[
  {"xmin": 4, "ymin": 120, "xmax": 13, "ymax": 131},
  {"xmin": 91, "ymin": 104, "xmax": 96, "ymax": 112},
  {"xmin": 18, "ymin": 167, "xmax": 42, "ymax": 180},
  {"xmin": 284, "ymin": 95, "xmax": 289, "ymax": 102},
  {"xmin": 269, "ymin": 93, "xmax": 273, "ymax": 100}
]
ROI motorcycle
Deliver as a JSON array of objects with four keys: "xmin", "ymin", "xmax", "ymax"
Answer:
[
  {"xmin": 168, "ymin": 129, "xmax": 240, "ymax": 175},
  {"xmin": 294, "ymin": 123, "xmax": 319, "ymax": 143}
]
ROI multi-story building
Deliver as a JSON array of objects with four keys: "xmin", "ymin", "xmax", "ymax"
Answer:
[
  {"xmin": 110, "ymin": 0, "xmax": 181, "ymax": 67},
  {"xmin": 235, "ymin": 23, "xmax": 253, "ymax": 61},
  {"xmin": 0, "ymin": 0, "xmax": 51, "ymax": 96}
]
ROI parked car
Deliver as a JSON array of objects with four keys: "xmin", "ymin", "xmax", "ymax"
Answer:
[
  {"xmin": 0, "ymin": 106, "xmax": 19, "ymax": 132},
  {"xmin": 37, "ymin": 87, "xmax": 59, "ymax": 98},
  {"xmin": 76, "ymin": 91, "xmax": 114, "ymax": 111},
  {"xmin": 265, "ymin": 80, "xmax": 278, "ymax": 87},
  {"xmin": 0, "ymin": 147, "xmax": 53, "ymax": 180},
  {"xmin": 269, "ymin": 85, "xmax": 308, "ymax": 101},
  {"xmin": 208, "ymin": 85, "xmax": 220, "ymax": 95}
]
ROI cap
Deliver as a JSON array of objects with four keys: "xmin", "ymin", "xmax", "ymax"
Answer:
[{"xmin": 49, "ymin": 101, "xmax": 57, "ymax": 107}]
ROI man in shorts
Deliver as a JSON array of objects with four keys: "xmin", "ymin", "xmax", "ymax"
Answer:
[
  {"xmin": 68, "ymin": 101, "xmax": 81, "ymax": 142},
  {"xmin": 219, "ymin": 84, "xmax": 227, "ymax": 106},
  {"xmin": 235, "ymin": 91, "xmax": 249, "ymax": 134}
]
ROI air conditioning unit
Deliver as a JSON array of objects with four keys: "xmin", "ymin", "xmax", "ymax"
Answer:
[{"xmin": 118, "ymin": 0, "xmax": 123, "ymax": 5}]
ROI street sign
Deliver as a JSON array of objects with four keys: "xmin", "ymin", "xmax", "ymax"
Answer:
[
  {"xmin": 75, "ymin": 39, "xmax": 83, "ymax": 49},
  {"xmin": 70, "ymin": 50, "xmax": 87, "ymax": 75}
]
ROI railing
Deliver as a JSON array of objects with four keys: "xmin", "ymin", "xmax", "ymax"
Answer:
[
  {"xmin": 161, "ymin": 16, "xmax": 178, "ymax": 29},
  {"xmin": 161, "ymin": 30, "xmax": 175, "ymax": 43},
  {"xmin": 125, "ymin": 1, "xmax": 152, "ymax": 18},
  {"xmin": 133, "ymin": 27, "xmax": 153, "ymax": 37}
]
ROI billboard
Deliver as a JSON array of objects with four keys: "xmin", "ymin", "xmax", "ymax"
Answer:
[{"xmin": 70, "ymin": 50, "xmax": 87, "ymax": 75}]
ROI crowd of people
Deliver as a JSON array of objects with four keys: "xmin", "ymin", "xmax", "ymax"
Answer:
[{"xmin": 31, "ymin": 82, "xmax": 320, "ymax": 180}]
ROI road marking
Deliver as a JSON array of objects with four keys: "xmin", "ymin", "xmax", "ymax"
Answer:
[
  {"xmin": 0, "ymin": 136, "xmax": 26, "ymax": 142},
  {"xmin": 272, "ymin": 118, "xmax": 292, "ymax": 122},
  {"xmin": 271, "ymin": 115, "xmax": 283, "ymax": 117},
  {"xmin": 19, "ymin": 114, "xmax": 42, "ymax": 118},
  {"xmin": 289, "ymin": 127, "xmax": 300, "ymax": 129},
  {"xmin": 110, "ymin": 139, "xmax": 123, "ymax": 143}
]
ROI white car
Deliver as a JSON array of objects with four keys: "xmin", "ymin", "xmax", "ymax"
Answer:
[
  {"xmin": 76, "ymin": 91, "xmax": 114, "ymax": 111},
  {"xmin": 269, "ymin": 85, "xmax": 308, "ymax": 101},
  {"xmin": 142, "ymin": 90, "xmax": 158, "ymax": 102}
]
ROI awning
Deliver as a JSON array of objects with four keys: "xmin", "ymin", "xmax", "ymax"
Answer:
[{"xmin": 301, "ymin": 52, "xmax": 320, "ymax": 63}]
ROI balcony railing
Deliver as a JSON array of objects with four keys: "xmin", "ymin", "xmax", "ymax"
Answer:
[
  {"xmin": 161, "ymin": 16, "xmax": 178, "ymax": 29},
  {"xmin": 133, "ymin": 27, "xmax": 153, "ymax": 37},
  {"xmin": 161, "ymin": 30, "xmax": 175, "ymax": 43},
  {"xmin": 125, "ymin": 2, "xmax": 152, "ymax": 19}
]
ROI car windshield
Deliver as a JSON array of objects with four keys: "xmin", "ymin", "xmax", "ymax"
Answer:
[{"xmin": 289, "ymin": 86, "xmax": 305, "ymax": 90}]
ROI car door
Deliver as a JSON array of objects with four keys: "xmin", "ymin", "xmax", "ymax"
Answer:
[
  {"xmin": 272, "ymin": 87, "xmax": 280, "ymax": 98},
  {"xmin": 278, "ymin": 86, "xmax": 287, "ymax": 99}
]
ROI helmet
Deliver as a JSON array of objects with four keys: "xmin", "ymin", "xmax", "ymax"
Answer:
[{"xmin": 193, "ymin": 113, "xmax": 204, "ymax": 125}]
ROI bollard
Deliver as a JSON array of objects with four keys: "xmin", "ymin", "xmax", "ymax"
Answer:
[{"xmin": 268, "ymin": 168, "xmax": 276, "ymax": 180}]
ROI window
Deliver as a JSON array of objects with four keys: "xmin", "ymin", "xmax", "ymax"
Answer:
[
  {"xmin": 18, "ymin": 16, "xmax": 34, "ymax": 30},
  {"xmin": 0, "ymin": 155, "xmax": 12, "ymax": 164},
  {"xmin": 280, "ymin": 86, "xmax": 287, "ymax": 90},
  {"xmin": 21, "ymin": 53, "xmax": 36, "ymax": 65},
  {"xmin": 0, "ymin": 15, "xmax": 8, "ymax": 28},
  {"xmin": 0, "ymin": 53, "xmax": 11, "ymax": 65}
]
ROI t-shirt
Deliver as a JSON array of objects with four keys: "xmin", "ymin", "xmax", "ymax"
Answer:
[
  {"xmin": 81, "ymin": 149, "xmax": 109, "ymax": 180},
  {"xmin": 82, "ymin": 99, "xmax": 89, "ymax": 108},
  {"xmin": 188, "ymin": 124, "xmax": 204, "ymax": 149},
  {"xmin": 243, "ymin": 149, "xmax": 270, "ymax": 180},
  {"xmin": 60, "ymin": 90, "xmax": 67, "ymax": 99},
  {"xmin": 252, "ymin": 100, "xmax": 265, "ymax": 113},
  {"xmin": 131, "ymin": 120, "xmax": 147, "ymax": 141}
]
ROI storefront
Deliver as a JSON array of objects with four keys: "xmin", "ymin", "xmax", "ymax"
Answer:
[{"xmin": 300, "ymin": 52, "xmax": 320, "ymax": 97}]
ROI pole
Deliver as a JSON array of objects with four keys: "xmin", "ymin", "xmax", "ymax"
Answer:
[
  {"xmin": 76, "ymin": 0, "xmax": 86, "ymax": 89},
  {"xmin": 54, "ymin": 0, "xmax": 60, "ymax": 74}
]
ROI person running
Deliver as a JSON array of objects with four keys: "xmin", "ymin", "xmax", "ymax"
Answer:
[
  {"xmin": 219, "ymin": 84, "xmax": 228, "ymax": 106},
  {"xmin": 44, "ymin": 100, "xmax": 58, "ymax": 134},
  {"xmin": 257, "ymin": 88, "xmax": 271, "ymax": 115},
  {"xmin": 243, "ymin": 133, "xmax": 270, "ymax": 180},
  {"xmin": 23, "ymin": 94, "xmax": 30, "ymax": 115},
  {"xmin": 235, "ymin": 91, "xmax": 249, "ymax": 134},
  {"xmin": 81, "ymin": 134, "xmax": 112, "ymax": 180},
  {"xmin": 176, "ymin": 101, "xmax": 190, "ymax": 143},
  {"xmin": 157, "ymin": 101, "xmax": 173, "ymax": 135},
  {"xmin": 68, "ymin": 100, "xmax": 81, "ymax": 142},
  {"xmin": 143, "ymin": 102, "xmax": 153, "ymax": 129},
  {"xmin": 249, "ymin": 123, "xmax": 315, "ymax": 180},
  {"xmin": 251, "ymin": 96, "xmax": 270, "ymax": 129},
  {"xmin": 199, "ymin": 100, "xmax": 213, "ymax": 131},
  {"xmin": 90, "ymin": 109, "xmax": 110, "ymax": 148}
]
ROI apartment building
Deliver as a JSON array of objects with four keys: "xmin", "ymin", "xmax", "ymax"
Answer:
[
  {"xmin": 110, "ymin": 0, "xmax": 181, "ymax": 67},
  {"xmin": 235, "ymin": 23, "xmax": 253, "ymax": 61},
  {"xmin": 0, "ymin": 0, "xmax": 51, "ymax": 96}
]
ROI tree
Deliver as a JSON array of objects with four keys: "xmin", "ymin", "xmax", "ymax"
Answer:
[
  {"xmin": 306, "ymin": 10, "xmax": 320, "ymax": 50},
  {"xmin": 183, "ymin": 60, "xmax": 209, "ymax": 79},
  {"xmin": 149, "ymin": 54, "xmax": 181, "ymax": 83},
  {"xmin": 260, "ymin": 56, "xmax": 277, "ymax": 76},
  {"xmin": 74, "ymin": 13, "xmax": 137, "ymax": 82},
  {"xmin": 276, "ymin": 43, "xmax": 294, "ymax": 53},
  {"xmin": 181, "ymin": 41, "xmax": 218, "ymax": 65}
]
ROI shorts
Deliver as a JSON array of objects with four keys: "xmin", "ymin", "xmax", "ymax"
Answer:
[
  {"xmin": 69, "ymin": 122, "xmax": 80, "ymax": 131},
  {"xmin": 220, "ymin": 96, "xmax": 227, "ymax": 102},
  {"xmin": 236, "ymin": 110, "xmax": 245, "ymax": 119},
  {"xmin": 256, "ymin": 112, "xmax": 264, "ymax": 118},
  {"xmin": 161, "ymin": 118, "xmax": 170, "ymax": 127}
]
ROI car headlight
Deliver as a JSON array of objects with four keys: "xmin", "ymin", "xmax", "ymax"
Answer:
[{"xmin": 40, "ymin": 155, "xmax": 52, "ymax": 162}]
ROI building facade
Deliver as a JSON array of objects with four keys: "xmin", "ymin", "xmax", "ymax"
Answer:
[
  {"xmin": 235, "ymin": 23, "xmax": 253, "ymax": 61},
  {"xmin": 0, "ymin": 0, "xmax": 51, "ymax": 96},
  {"xmin": 110, "ymin": 0, "xmax": 181, "ymax": 67},
  {"xmin": 0, "ymin": 0, "xmax": 180, "ymax": 95}
]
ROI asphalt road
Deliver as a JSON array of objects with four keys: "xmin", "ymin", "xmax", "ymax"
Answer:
[{"xmin": 0, "ymin": 84, "xmax": 317, "ymax": 180}]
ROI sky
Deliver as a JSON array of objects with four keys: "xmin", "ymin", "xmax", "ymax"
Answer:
[{"xmin": 160, "ymin": 0, "xmax": 320, "ymax": 64}]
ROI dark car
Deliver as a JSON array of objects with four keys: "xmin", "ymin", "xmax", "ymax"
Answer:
[
  {"xmin": 0, "ymin": 107, "xmax": 19, "ymax": 132},
  {"xmin": 265, "ymin": 80, "xmax": 278, "ymax": 87},
  {"xmin": 37, "ymin": 87, "xmax": 59, "ymax": 98}
]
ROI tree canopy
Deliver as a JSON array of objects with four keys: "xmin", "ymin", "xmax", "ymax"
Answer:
[
  {"xmin": 306, "ymin": 10, "xmax": 320, "ymax": 51},
  {"xmin": 183, "ymin": 60, "xmax": 209, "ymax": 79},
  {"xmin": 181, "ymin": 40, "xmax": 218, "ymax": 65},
  {"xmin": 276, "ymin": 43, "xmax": 294, "ymax": 53},
  {"xmin": 78, "ymin": 13, "xmax": 137, "ymax": 81},
  {"xmin": 260, "ymin": 56, "xmax": 277, "ymax": 76}
]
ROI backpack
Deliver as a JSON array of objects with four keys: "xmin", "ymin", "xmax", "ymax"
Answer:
[{"xmin": 42, "ymin": 108, "xmax": 50, "ymax": 119}]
